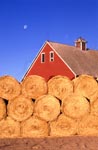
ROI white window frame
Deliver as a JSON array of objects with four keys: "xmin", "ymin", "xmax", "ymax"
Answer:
[
  {"xmin": 50, "ymin": 51, "xmax": 54, "ymax": 62},
  {"xmin": 41, "ymin": 52, "xmax": 45, "ymax": 63}
]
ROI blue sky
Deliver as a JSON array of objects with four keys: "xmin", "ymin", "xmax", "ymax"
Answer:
[{"xmin": 0, "ymin": 0, "xmax": 97, "ymax": 81}]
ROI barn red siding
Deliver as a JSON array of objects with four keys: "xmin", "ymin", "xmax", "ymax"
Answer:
[{"xmin": 25, "ymin": 43, "xmax": 75, "ymax": 81}]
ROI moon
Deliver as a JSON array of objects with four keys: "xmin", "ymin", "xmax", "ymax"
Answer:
[{"xmin": 24, "ymin": 25, "xmax": 28, "ymax": 30}]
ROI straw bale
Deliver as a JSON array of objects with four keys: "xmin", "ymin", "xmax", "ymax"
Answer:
[
  {"xmin": 91, "ymin": 98, "xmax": 98, "ymax": 117},
  {"xmin": 21, "ymin": 75, "xmax": 47, "ymax": 99},
  {"xmin": 62, "ymin": 93, "xmax": 90, "ymax": 119},
  {"xmin": 73, "ymin": 74, "xmax": 98, "ymax": 103},
  {"xmin": 48, "ymin": 75, "xmax": 73, "ymax": 101},
  {"xmin": 34, "ymin": 94, "xmax": 60, "ymax": 121},
  {"xmin": 0, "ymin": 98, "xmax": 6, "ymax": 121},
  {"xmin": 0, "ymin": 116, "xmax": 20, "ymax": 138},
  {"xmin": 7, "ymin": 95, "xmax": 34, "ymax": 121},
  {"xmin": 21, "ymin": 116, "xmax": 49, "ymax": 137},
  {"xmin": 78, "ymin": 114, "xmax": 98, "ymax": 135},
  {"xmin": 72, "ymin": 77, "xmax": 79, "ymax": 84},
  {"xmin": 0, "ymin": 75, "xmax": 21, "ymax": 100},
  {"xmin": 50, "ymin": 114, "xmax": 77, "ymax": 136}
]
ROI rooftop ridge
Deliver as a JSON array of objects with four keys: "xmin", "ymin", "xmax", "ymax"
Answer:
[
  {"xmin": 48, "ymin": 40, "xmax": 82, "ymax": 51},
  {"xmin": 48, "ymin": 40, "xmax": 97, "ymax": 51}
]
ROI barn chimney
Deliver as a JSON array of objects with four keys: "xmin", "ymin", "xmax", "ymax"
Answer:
[{"xmin": 75, "ymin": 37, "xmax": 87, "ymax": 50}]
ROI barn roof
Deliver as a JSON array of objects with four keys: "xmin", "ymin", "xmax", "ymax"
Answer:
[{"xmin": 48, "ymin": 41, "xmax": 98, "ymax": 77}]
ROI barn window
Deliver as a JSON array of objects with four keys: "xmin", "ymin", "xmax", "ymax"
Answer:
[
  {"xmin": 50, "ymin": 51, "xmax": 54, "ymax": 61},
  {"xmin": 41, "ymin": 53, "xmax": 45, "ymax": 63}
]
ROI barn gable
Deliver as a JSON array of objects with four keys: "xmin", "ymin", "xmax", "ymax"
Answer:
[{"xmin": 23, "ymin": 41, "xmax": 75, "ymax": 81}]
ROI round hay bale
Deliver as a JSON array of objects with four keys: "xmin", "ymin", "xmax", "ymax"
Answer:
[
  {"xmin": 0, "ymin": 75, "xmax": 21, "ymax": 100},
  {"xmin": 21, "ymin": 116, "xmax": 49, "ymax": 137},
  {"xmin": 91, "ymin": 98, "xmax": 98, "ymax": 117},
  {"xmin": 78, "ymin": 114, "xmax": 98, "ymax": 135},
  {"xmin": 21, "ymin": 75, "xmax": 47, "ymax": 99},
  {"xmin": 48, "ymin": 75, "xmax": 73, "ymax": 101},
  {"xmin": 34, "ymin": 94, "xmax": 60, "ymax": 121},
  {"xmin": 50, "ymin": 114, "xmax": 77, "ymax": 136},
  {"xmin": 7, "ymin": 95, "xmax": 34, "ymax": 121},
  {"xmin": 73, "ymin": 74, "xmax": 98, "ymax": 103},
  {"xmin": 0, "ymin": 98, "xmax": 6, "ymax": 121},
  {"xmin": 0, "ymin": 116, "xmax": 20, "ymax": 138},
  {"xmin": 62, "ymin": 93, "xmax": 90, "ymax": 119},
  {"xmin": 72, "ymin": 77, "xmax": 79, "ymax": 84}
]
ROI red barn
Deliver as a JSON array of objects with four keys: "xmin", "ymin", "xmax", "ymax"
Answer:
[{"xmin": 23, "ymin": 37, "xmax": 98, "ymax": 81}]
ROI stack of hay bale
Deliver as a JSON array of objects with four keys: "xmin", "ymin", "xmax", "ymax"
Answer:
[{"xmin": 0, "ymin": 74, "xmax": 98, "ymax": 138}]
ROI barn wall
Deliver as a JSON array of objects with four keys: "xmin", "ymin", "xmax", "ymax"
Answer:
[{"xmin": 25, "ymin": 43, "xmax": 75, "ymax": 81}]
